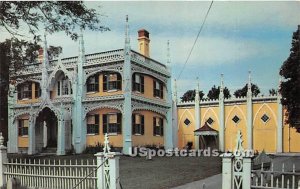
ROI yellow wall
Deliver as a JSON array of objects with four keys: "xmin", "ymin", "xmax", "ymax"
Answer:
[
  {"xmin": 253, "ymin": 103, "xmax": 277, "ymax": 153},
  {"xmin": 283, "ymin": 109, "xmax": 300, "ymax": 152},
  {"xmin": 224, "ymin": 104, "xmax": 248, "ymax": 151},
  {"xmin": 177, "ymin": 107, "xmax": 195, "ymax": 149},
  {"xmin": 132, "ymin": 110, "xmax": 164, "ymax": 147},
  {"xmin": 86, "ymin": 108, "xmax": 123, "ymax": 147},
  {"xmin": 133, "ymin": 74, "xmax": 166, "ymax": 101}
]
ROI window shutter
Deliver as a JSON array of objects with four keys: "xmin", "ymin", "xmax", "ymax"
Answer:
[
  {"xmin": 103, "ymin": 74, "xmax": 108, "ymax": 91},
  {"xmin": 132, "ymin": 74, "xmax": 136, "ymax": 91},
  {"xmin": 141, "ymin": 76, "xmax": 144, "ymax": 93},
  {"xmin": 141, "ymin": 115, "xmax": 145, "ymax": 135},
  {"xmin": 95, "ymin": 114, "xmax": 99, "ymax": 134},
  {"xmin": 103, "ymin": 114, "xmax": 107, "ymax": 134},
  {"xmin": 160, "ymin": 118, "xmax": 164, "ymax": 136},
  {"xmin": 160, "ymin": 82, "xmax": 163, "ymax": 98},
  {"xmin": 17, "ymin": 85, "xmax": 21, "ymax": 100},
  {"xmin": 18, "ymin": 120, "xmax": 22, "ymax": 136},
  {"xmin": 29, "ymin": 83, "xmax": 32, "ymax": 99},
  {"xmin": 117, "ymin": 73, "xmax": 122, "ymax": 90},
  {"xmin": 57, "ymin": 81, "xmax": 60, "ymax": 96},
  {"xmin": 153, "ymin": 80, "xmax": 156, "ymax": 97},
  {"xmin": 132, "ymin": 114, "xmax": 136, "ymax": 134},
  {"xmin": 153, "ymin": 117, "xmax": 156, "ymax": 136},
  {"xmin": 117, "ymin": 113, "xmax": 122, "ymax": 134},
  {"xmin": 95, "ymin": 74, "xmax": 99, "ymax": 92}
]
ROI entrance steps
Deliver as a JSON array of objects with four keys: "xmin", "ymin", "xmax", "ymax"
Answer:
[{"xmin": 41, "ymin": 147, "xmax": 57, "ymax": 155}]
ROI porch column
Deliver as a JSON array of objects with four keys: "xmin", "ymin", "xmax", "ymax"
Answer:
[
  {"xmin": 28, "ymin": 114, "xmax": 36, "ymax": 155},
  {"xmin": 122, "ymin": 16, "xmax": 132, "ymax": 155},
  {"xmin": 7, "ymin": 84, "xmax": 18, "ymax": 153},
  {"xmin": 57, "ymin": 105, "xmax": 65, "ymax": 155},
  {"xmin": 221, "ymin": 153, "xmax": 233, "ymax": 189}
]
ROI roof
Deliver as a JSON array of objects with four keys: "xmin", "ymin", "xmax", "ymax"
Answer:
[{"xmin": 194, "ymin": 122, "xmax": 218, "ymax": 136}]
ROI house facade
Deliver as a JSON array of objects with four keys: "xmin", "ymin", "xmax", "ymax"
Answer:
[{"xmin": 7, "ymin": 18, "xmax": 175, "ymax": 155}]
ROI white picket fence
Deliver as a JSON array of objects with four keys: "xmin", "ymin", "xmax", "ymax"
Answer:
[
  {"xmin": 0, "ymin": 133, "xmax": 121, "ymax": 189},
  {"xmin": 221, "ymin": 130, "xmax": 300, "ymax": 189},
  {"xmin": 4, "ymin": 158, "xmax": 97, "ymax": 189}
]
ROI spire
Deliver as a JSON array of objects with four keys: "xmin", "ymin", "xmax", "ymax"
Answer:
[
  {"xmin": 278, "ymin": 76, "xmax": 282, "ymax": 98},
  {"xmin": 167, "ymin": 40, "xmax": 171, "ymax": 65},
  {"xmin": 43, "ymin": 31, "xmax": 49, "ymax": 67},
  {"xmin": 125, "ymin": 15, "xmax": 130, "ymax": 48},
  {"xmin": 247, "ymin": 71, "xmax": 252, "ymax": 96},
  {"xmin": 219, "ymin": 74, "xmax": 224, "ymax": 99},
  {"xmin": 41, "ymin": 31, "xmax": 49, "ymax": 99},
  {"xmin": 195, "ymin": 77, "xmax": 200, "ymax": 102},
  {"xmin": 9, "ymin": 38, "xmax": 15, "ymax": 73}
]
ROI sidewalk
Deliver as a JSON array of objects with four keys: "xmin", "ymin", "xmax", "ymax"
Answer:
[{"xmin": 171, "ymin": 174, "xmax": 222, "ymax": 189}]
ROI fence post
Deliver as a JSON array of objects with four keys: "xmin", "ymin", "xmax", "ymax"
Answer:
[
  {"xmin": 0, "ymin": 133, "xmax": 8, "ymax": 187},
  {"xmin": 95, "ymin": 152, "xmax": 105, "ymax": 189},
  {"xmin": 107, "ymin": 152, "xmax": 121, "ymax": 189},
  {"xmin": 242, "ymin": 157, "xmax": 252, "ymax": 189},
  {"xmin": 220, "ymin": 152, "xmax": 233, "ymax": 189}
]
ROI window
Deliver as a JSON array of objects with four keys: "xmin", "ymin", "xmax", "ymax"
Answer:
[
  {"xmin": 132, "ymin": 74, "xmax": 144, "ymax": 93},
  {"xmin": 153, "ymin": 80, "xmax": 163, "ymax": 98},
  {"xmin": 132, "ymin": 114, "xmax": 144, "ymax": 135},
  {"xmin": 232, "ymin": 115, "xmax": 240, "ymax": 124},
  {"xmin": 87, "ymin": 114, "xmax": 99, "ymax": 134},
  {"xmin": 17, "ymin": 82, "xmax": 32, "ymax": 100},
  {"xmin": 103, "ymin": 73, "xmax": 122, "ymax": 92},
  {"xmin": 103, "ymin": 113, "xmax": 122, "ymax": 134},
  {"xmin": 35, "ymin": 83, "xmax": 41, "ymax": 98},
  {"xmin": 153, "ymin": 117, "xmax": 164, "ymax": 136},
  {"xmin": 261, "ymin": 114, "xmax": 270, "ymax": 123},
  {"xmin": 87, "ymin": 75, "xmax": 99, "ymax": 92},
  {"xmin": 207, "ymin": 117, "xmax": 214, "ymax": 125},
  {"xmin": 184, "ymin": 118, "xmax": 191, "ymax": 126},
  {"xmin": 57, "ymin": 76, "xmax": 72, "ymax": 96},
  {"xmin": 18, "ymin": 119, "xmax": 29, "ymax": 136}
]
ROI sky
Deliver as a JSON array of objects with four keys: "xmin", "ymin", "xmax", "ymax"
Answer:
[{"xmin": 1, "ymin": 1, "xmax": 300, "ymax": 98}]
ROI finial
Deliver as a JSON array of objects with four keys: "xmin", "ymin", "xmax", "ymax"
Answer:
[
  {"xmin": 247, "ymin": 71, "xmax": 252, "ymax": 93},
  {"xmin": 0, "ymin": 132, "xmax": 4, "ymax": 147},
  {"xmin": 126, "ymin": 15, "xmax": 128, "ymax": 22},
  {"xmin": 125, "ymin": 15, "xmax": 130, "ymax": 45},
  {"xmin": 196, "ymin": 77, "xmax": 200, "ymax": 92},
  {"xmin": 220, "ymin": 74, "xmax": 224, "ymax": 89}
]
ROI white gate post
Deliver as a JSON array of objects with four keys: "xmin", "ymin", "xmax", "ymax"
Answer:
[
  {"xmin": 0, "ymin": 133, "xmax": 8, "ymax": 187},
  {"xmin": 95, "ymin": 152, "xmax": 105, "ymax": 189},
  {"xmin": 221, "ymin": 152, "xmax": 233, "ymax": 189},
  {"xmin": 242, "ymin": 157, "xmax": 252, "ymax": 189},
  {"xmin": 107, "ymin": 152, "xmax": 121, "ymax": 189}
]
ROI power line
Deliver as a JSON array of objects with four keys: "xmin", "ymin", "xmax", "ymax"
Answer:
[{"xmin": 177, "ymin": 1, "xmax": 214, "ymax": 80}]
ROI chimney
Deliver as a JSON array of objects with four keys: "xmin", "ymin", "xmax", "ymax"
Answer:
[
  {"xmin": 38, "ymin": 48, "xmax": 43, "ymax": 63},
  {"xmin": 138, "ymin": 29, "xmax": 150, "ymax": 57}
]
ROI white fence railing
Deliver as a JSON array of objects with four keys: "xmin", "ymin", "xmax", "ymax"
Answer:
[
  {"xmin": 221, "ymin": 131, "xmax": 300, "ymax": 189},
  {"xmin": 0, "ymin": 133, "xmax": 121, "ymax": 189}
]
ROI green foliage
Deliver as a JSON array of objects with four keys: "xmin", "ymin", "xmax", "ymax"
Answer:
[
  {"xmin": 0, "ymin": 1, "xmax": 109, "ymax": 40},
  {"xmin": 269, "ymin": 88, "xmax": 277, "ymax": 96},
  {"xmin": 234, "ymin": 83, "xmax": 261, "ymax": 98},
  {"xmin": 207, "ymin": 85, "xmax": 231, "ymax": 100},
  {"xmin": 180, "ymin": 90, "xmax": 205, "ymax": 102},
  {"xmin": 280, "ymin": 25, "xmax": 300, "ymax": 130}
]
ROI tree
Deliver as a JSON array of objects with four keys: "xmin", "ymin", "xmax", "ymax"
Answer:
[
  {"xmin": 234, "ymin": 83, "xmax": 261, "ymax": 98},
  {"xmin": 207, "ymin": 85, "xmax": 231, "ymax": 100},
  {"xmin": 0, "ymin": 1, "xmax": 109, "ymax": 40},
  {"xmin": 269, "ymin": 88, "xmax": 277, "ymax": 96},
  {"xmin": 280, "ymin": 25, "xmax": 300, "ymax": 130},
  {"xmin": 180, "ymin": 90, "xmax": 205, "ymax": 102}
]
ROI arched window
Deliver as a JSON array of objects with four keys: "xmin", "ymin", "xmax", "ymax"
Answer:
[
  {"xmin": 132, "ymin": 73, "xmax": 144, "ymax": 93},
  {"xmin": 57, "ymin": 76, "xmax": 72, "ymax": 96},
  {"xmin": 87, "ymin": 74, "xmax": 99, "ymax": 92},
  {"xmin": 103, "ymin": 72, "xmax": 122, "ymax": 92}
]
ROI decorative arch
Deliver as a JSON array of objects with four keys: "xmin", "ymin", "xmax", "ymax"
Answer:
[
  {"xmin": 132, "ymin": 71, "xmax": 167, "ymax": 86},
  {"xmin": 14, "ymin": 111, "xmax": 30, "ymax": 121},
  {"xmin": 15, "ymin": 79, "xmax": 41, "ymax": 87},
  {"xmin": 178, "ymin": 109, "xmax": 195, "ymax": 129},
  {"xmin": 84, "ymin": 105, "xmax": 123, "ymax": 119},
  {"xmin": 132, "ymin": 107, "xmax": 167, "ymax": 119},
  {"xmin": 201, "ymin": 107, "xmax": 220, "ymax": 126},
  {"xmin": 225, "ymin": 105, "xmax": 247, "ymax": 128},
  {"xmin": 84, "ymin": 69, "xmax": 122, "ymax": 85},
  {"xmin": 48, "ymin": 64, "xmax": 74, "ymax": 90},
  {"xmin": 253, "ymin": 103, "xmax": 278, "ymax": 127}
]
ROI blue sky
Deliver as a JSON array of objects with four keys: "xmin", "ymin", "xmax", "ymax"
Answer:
[{"xmin": 2, "ymin": 1, "xmax": 300, "ymax": 98}]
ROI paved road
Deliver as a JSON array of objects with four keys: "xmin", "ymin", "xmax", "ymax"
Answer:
[{"xmin": 172, "ymin": 174, "xmax": 222, "ymax": 189}]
